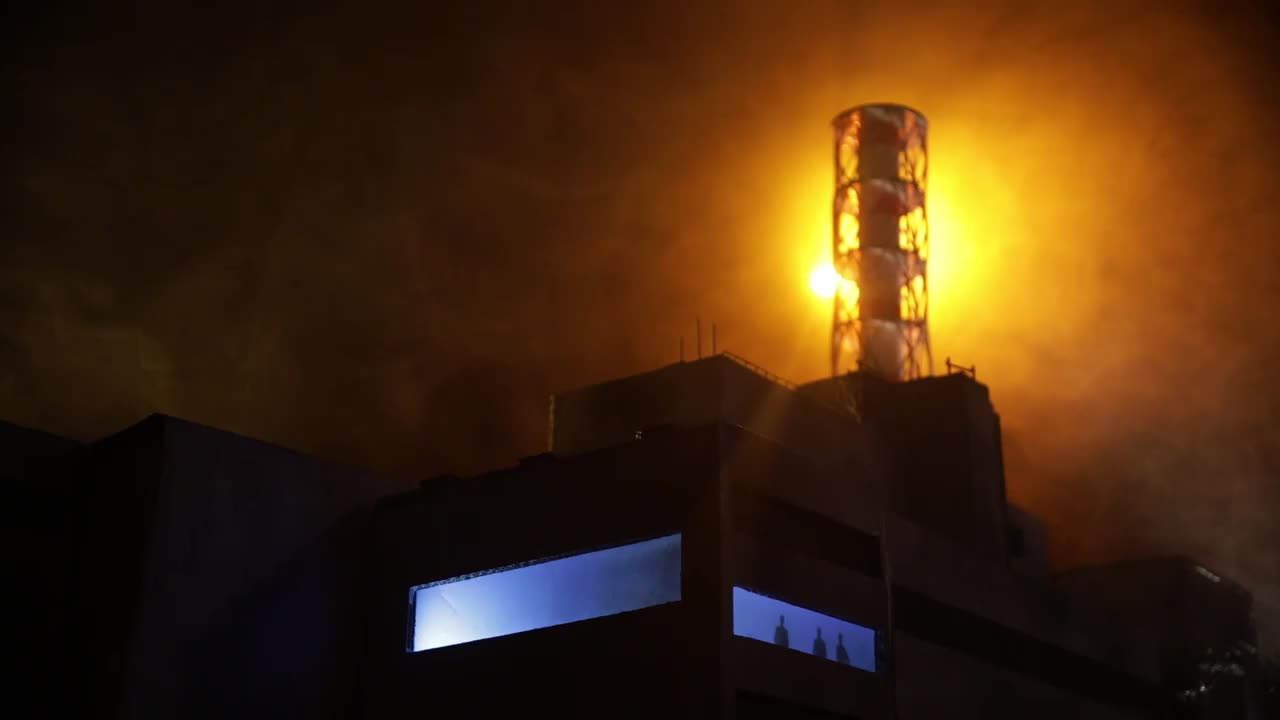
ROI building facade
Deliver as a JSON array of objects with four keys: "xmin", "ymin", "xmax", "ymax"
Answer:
[{"xmin": 4, "ymin": 354, "xmax": 1263, "ymax": 718}]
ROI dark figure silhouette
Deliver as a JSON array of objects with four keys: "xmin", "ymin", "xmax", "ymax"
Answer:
[
  {"xmin": 835, "ymin": 633, "xmax": 850, "ymax": 665},
  {"xmin": 812, "ymin": 627, "xmax": 828, "ymax": 659},
  {"xmin": 773, "ymin": 615, "xmax": 790, "ymax": 648}
]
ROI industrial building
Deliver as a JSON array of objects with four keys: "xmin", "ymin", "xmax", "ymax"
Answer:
[
  {"xmin": 367, "ymin": 354, "xmax": 1259, "ymax": 719},
  {"xmin": 3, "ymin": 104, "xmax": 1265, "ymax": 718},
  {"xmin": 4, "ymin": 353, "xmax": 1263, "ymax": 718}
]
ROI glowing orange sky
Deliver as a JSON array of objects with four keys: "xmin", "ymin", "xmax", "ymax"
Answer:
[{"xmin": 4, "ymin": 0, "xmax": 1279, "ymax": 633}]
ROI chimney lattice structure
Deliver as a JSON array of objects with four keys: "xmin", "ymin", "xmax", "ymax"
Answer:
[{"xmin": 830, "ymin": 104, "xmax": 932, "ymax": 381}]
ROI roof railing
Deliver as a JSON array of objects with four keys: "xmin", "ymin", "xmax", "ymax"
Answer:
[{"xmin": 717, "ymin": 351, "xmax": 798, "ymax": 390}]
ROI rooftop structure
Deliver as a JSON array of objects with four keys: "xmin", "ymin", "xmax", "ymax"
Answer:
[{"xmin": 3, "ymin": 354, "xmax": 1264, "ymax": 718}]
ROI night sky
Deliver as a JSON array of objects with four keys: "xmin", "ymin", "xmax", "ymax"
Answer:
[{"xmin": 5, "ymin": 1, "xmax": 1279, "ymax": 638}]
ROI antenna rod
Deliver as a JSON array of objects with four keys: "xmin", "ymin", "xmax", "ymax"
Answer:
[{"xmin": 696, "ymin": 317, "xmax": 702, "ymax": 359}]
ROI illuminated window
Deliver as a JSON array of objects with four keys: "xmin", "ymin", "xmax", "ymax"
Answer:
[
  {"xmin": 732, "ymin": 587, "xmax": 877, "ymax": 672},
  {"xmin": 409, "ymin": 534, "xmax": 682, "ymax": 652}
]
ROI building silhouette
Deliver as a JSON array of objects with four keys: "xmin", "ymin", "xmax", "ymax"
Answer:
[{"xmin": 3, "ymin": 354, "xmax": 1265, "ymax": 718}]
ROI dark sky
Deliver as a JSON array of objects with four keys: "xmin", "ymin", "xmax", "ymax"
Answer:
[{"xmin": 5, "ymin": 1, "xmax": 1279, "ymax": 637}]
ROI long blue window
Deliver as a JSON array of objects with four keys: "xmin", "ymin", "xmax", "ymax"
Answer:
[
  {"xmin": 409, "ymin": 533, "xmax": 682, "ymax": 652},
  {"xmin": 732, "ymin": 587, "xmax": 877, "ymax": 672}
]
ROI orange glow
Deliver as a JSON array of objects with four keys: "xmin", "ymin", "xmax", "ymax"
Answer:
[
  {"xmin": 809, "ymin": 263, "xmax": 840, "ymax": 298},
  {"xmin": 2, "ymin": 2, "xmax": 1272, "ymax": 624}
]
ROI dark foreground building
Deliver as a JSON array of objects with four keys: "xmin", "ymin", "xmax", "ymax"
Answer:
[
  {"xmin": 4, "ymin": 354, "xmax": 1267, "ymax": 718},
  {"xmin": 4, "ymin": 415, "xmax": 401, "ymax": 719}
]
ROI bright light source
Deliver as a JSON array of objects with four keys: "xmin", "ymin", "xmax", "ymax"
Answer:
[
  {"xmin": 810, "ymin": 263, "xmax": 840, "ymax": 298},
  {"xmin": 408, "ymin": 534, "xmax": 682, "ymax": 652}
]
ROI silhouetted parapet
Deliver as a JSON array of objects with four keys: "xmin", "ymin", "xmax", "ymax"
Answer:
[
  {"xmin": 1058, "ymin": 556, "xmax": 1257, "ymax": 716},
  {"xmin": 549, "ymin": 354, "xmax": 879, "ymax": 475},
  {"xmin": 799, "ymin": 371, "xmax": 1010, "ymax": 562}
]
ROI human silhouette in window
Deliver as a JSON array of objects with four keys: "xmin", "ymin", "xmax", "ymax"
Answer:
[
  {"xmin": 812, "ymin": 627, "xmax": 828, "ymax": 659},
  {"xmin": 773, "ymin": 614, "xmax": 790, "ymax": 648},
  {"xmin": 835, "ymin": 633, "xmax": 850, "ymax": 665}
]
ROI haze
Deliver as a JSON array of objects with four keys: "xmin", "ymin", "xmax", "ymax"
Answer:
[{"xmin": 4, "ymin": 1, "xmax": 1278, "ymax": 638}]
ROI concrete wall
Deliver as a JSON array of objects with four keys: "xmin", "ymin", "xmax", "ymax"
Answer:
[
  {"xmin": 0, "ymin": 418, "xmax": 79, "ymax": 479},
  {"xmin": 1059, "ymin": 557, "xmax": 1257, "ymax": 718},
  {"xmin": 729, "ymin": 637, "xmax": 884, "ymax": 719},
  {"xmin": 46, "ymin": 415, "xmax": 401, "ymax": 719},
  {"xmin": 181, "ymin": 508, "xmax": 379, "ymax": 718},
  {"xmin": 887, "ymin": 513, "xmax": 1160, "ymax": 684},
  {"xmin": 121, "ymin": 417, "xmax": 401, "ymax": 719},
  {"xmin": 550, "ymin": 356, "xmax": 882, "ymax": 477},
  {"xmin": 723, "ymin": 443, "xmax": 1162, "ymax": 717},
  {"xmin": 2, "ymin": 420, "xmax": 81, "ymax": 714},
  {"xmin": 715, "ymin": 359, "xmax": 880, "ymax": 474},
  {"xmin": 727, "ymin": 532, "xmax": 888, "ymax": 718},
  {"xmin": 895, "ymin": 633, "xmax": 1145, "ymax": 719},
  {"xmin": 799, "ymin": 373, "xmax": 1010, "ymax": 563},
  {"xmin": 55, "ymin": 417, "xmax": 168, "ymax": 718},
  {"xmin": 549, "ymin": 359, "xmax": 723, "ymax": 456},
  {"xmin": 365, "ymin": 424, "xmax": 726, "ymax": 719},
  {"xmin": 719, "ymin": 425, "xmax": 881, "ymax": 539}
]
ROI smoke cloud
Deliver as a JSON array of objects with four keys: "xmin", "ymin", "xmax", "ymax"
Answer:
[{"xmin": 4, "ymin": 0, "xmax": 1278, "ymax": 640}]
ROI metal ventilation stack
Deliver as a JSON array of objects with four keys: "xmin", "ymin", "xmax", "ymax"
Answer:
[{"xmin": 831, "ymin": 104, "xmax": 931, "ymax": 381}]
